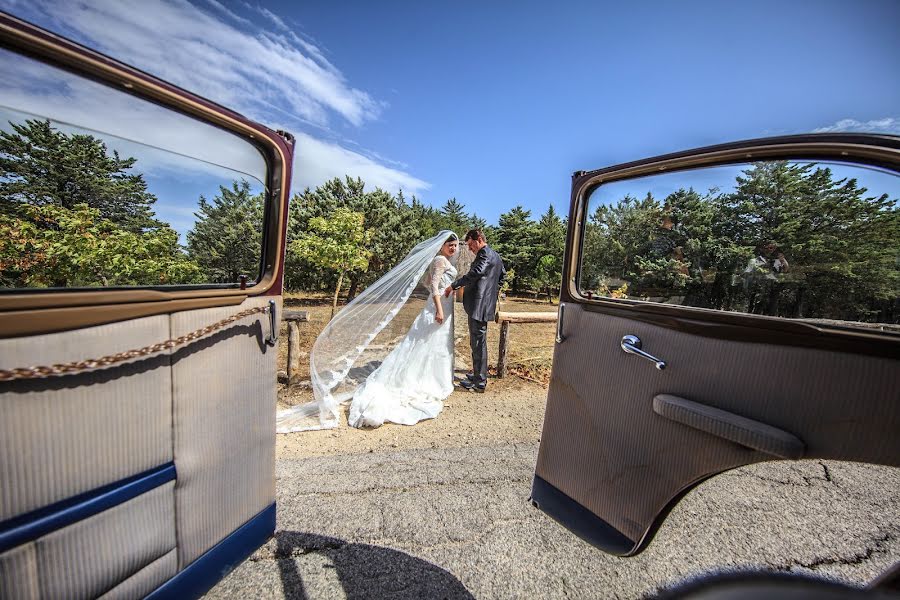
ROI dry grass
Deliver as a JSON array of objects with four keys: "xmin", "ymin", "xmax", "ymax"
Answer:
[
  {"xmin": 274, "ymin": 292, "xmax": 559, "ymax": 458},
  {"xmin": 275, "ymin": 293, "xmax": 558, "ymax": 408}
]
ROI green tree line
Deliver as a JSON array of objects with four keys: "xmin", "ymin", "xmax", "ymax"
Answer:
[
  {"xmin": 283, "ymin": 175, "xmax": 566, "ymax": 301},
  {"xmin": 0, "ymin": 120, "xmax": 200, "ymax": 287},
  {"xmin": 0, "ymin": 119, "xmax": 567, "ymax": 298},
  {"xmin": 2, "ymin": 120, "xmax": 897, "ymax": 324},
  {"xmin": 583, "ymin": 162, "xmax": 899, "ymax": 322}
]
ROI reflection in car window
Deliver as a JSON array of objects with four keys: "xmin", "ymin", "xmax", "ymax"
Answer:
[
  {"xmin": 0, "ymin": 47, "xmax": 268, "ymax": 289},
  {"xmin": 580, "ymin": 161, "xmax": 900, "ymax": 329}
]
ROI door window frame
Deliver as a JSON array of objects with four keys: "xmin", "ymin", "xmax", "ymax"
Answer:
[
  {"xmin": 0, "ymin": 13, "xmax": 294, "ymax": 337},
  {"xmin": 562, "ymin": 134, "xmax": 900, "ymax": 359}
]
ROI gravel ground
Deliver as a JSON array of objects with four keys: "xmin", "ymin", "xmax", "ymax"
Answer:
[
  {"xmin": 208, "ymin": 376, "xmax": 900, "ymax": 599},
  {"xmin": 277, "ymin": 374, "xmax": 545, "ymax": 460}
]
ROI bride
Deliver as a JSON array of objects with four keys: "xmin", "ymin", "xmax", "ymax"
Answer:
[
  {"xmin": 275, "ymin": 230, "xmax": 462, "ymax": 433},
  {"xmin": 349, "ymin": 233, "xmax": 458, "ymax": 427}
]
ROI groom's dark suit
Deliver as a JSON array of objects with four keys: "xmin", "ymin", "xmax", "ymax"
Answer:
[{"xmin": 451, "ymin": 245, "xmax": 506, "ymax": 387}]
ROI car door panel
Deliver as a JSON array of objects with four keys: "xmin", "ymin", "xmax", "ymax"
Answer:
[
  {"xmin": 535, "ymin": 303, "xmax": 900, "ymax": 552},
  {"xmin": 0, "ymin": 314, "xmax": 174, "ymax": 521},
  {"xmin": 170, "ymin": 297, "xmax": 278, "ymax": 567},
  {"xmin": 1, "ymin": 298, "xmax": 279, "ymax": 597},
  {"xmin": 533, "ymin": 134, "xmax": 900, "ymax": 557},
  {"xmin": 1, "ymin": 13, "xmax": 291, "ymax": 597},
  {"xmin": 0, "ymin": 480, "xmax": 177, "ymax": 600},
  {"xmin": 97, "ymin": 549, "xmax": 178, "ymax": 600}
]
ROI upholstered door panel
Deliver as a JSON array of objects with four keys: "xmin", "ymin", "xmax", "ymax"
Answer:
[
  {"xmin": 535, "ymin": 303, "xmax": 900, "ymax": 549},
  {"xmin": 0, "ymin": 315, "xmax": 173, "ymax": 521},
  {"xmin": 1, "ymin": 296, "xmax": 279, "ymax": 594},
  {"xmin": 96, "ymin": 549, "xmax": 177, "ymax": 600},
  {"xmin": 170, "ymin": 297, "xmax": 278, "ymax": 567},
  {"xmin": 0, "ymin": 482, "xmax": 176, "ymax": 600}
]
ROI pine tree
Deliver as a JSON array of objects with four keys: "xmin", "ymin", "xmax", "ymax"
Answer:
[
  {"xmin": 494, "ymin": 205, "xmax": 538, "ymax": 293},
  {"xmin": 727, "ymin": 162, "xmax": 899, "ymax": 319},
  {"xmin": 0, "ymin": 119, "xmax": 161, "ymax": 232},
  {"xmin": 534, "ymin": 204, "xmax": 566, "ymax": 301},
  {"xmin": 186, "ymin": 180, "xmax": 264, "ymax": 284},
  {"xmin": 469, "ymin": 213, "xmax": 488, "ymax": 233},
  {"xmin": 438, "ymin": 198, "xmax": 470, "ymax": 235},
  {"xmin": 581, "ymin": 194, "xmax": 652, "ymax": 294},
  {"xmin": 408, "ymin": 195, "xmax": 442, "ymax": 240}
]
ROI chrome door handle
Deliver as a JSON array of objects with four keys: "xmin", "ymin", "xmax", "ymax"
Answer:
[{"xmin": 620, "ymin": 335, "xmax": 666, "ymax": 370}]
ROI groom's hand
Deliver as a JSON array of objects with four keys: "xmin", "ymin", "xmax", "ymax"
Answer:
[{"xmin": 444, "ymin": 285, "xmax": 453, "ymax": 297}]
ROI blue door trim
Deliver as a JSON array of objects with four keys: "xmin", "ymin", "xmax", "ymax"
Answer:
[
  {"xmin": 145, "ymin": 502, "xmax": 276, "ymax": 600},
  {"xmin": 0, "ymin": 462, "xmax": 176, "ymax": 553}
]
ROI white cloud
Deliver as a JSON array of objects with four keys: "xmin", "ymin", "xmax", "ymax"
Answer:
[
  {"xmin": 293, "ymin": 133, "xmax": 430, "ymax": 196},
  {"xmin": 814, "ymin": 117, "xmax": 900, "ymax": 135},
  {"xmin": 199, "ymin": 0, "xmax": 251, "ymax": 26},
  {"xmin": 0, "ymin": 48, "xmax": 267, "ymax": 181},
  {"xmin": 255, "ymin": 5, "xmax": 288, "ymax": 32},
  {"xmin": 7, "ymin": 0, "xmax": 378, "ymax": 127},
  {"xmin": 0, "ymin": 0, "xmax": 430, "ymax": 197}
]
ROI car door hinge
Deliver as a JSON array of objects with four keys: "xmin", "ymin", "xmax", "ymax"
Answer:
[{"xmin": 276, "ymin": 129, "xmax": 295, "ymax": 147}]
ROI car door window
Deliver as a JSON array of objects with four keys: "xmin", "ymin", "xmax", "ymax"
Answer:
[
  {"xmin": 1, "ymin": 46, "xmax": 268, "ymax": 290},
  {"xmin": 579, "ymin": 160, "xmax": 899, "ymax": 331}
]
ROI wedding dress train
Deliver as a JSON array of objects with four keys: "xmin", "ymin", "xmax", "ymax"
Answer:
[
  {"xmin": 348, "ymin": 255, "xmax": 457, "ymax": 428},
  {"xmin": 275, "ymin": 231, "xmax": 460, "ymax": 433}
]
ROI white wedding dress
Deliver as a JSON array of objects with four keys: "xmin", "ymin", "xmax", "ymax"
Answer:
[{"xmin": 348, "ymin": 255, "xmax": 457, "ymax": 428}]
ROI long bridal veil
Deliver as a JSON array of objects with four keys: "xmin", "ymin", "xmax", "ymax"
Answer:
[{"xmin": 276, "ymin": 230, "xmax": 458, "ymax": 433}]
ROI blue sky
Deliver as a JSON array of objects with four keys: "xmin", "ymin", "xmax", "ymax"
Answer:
[{"xmin": 1, "ymin": 0, "xmax": 898, "ymax": 226}]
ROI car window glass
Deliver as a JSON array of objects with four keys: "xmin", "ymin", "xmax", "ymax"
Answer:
[
  {"xmin": 580, "ymin": 160, "xmax": 900, "ymax": 331},
  {"xmin": 0, "ymin": 46, "xmax": 268, "ymax": 289}
]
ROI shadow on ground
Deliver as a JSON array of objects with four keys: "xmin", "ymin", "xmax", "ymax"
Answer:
[{"xmin": 274, "ymin": 531, "xmax": 474, "ymax": 599}]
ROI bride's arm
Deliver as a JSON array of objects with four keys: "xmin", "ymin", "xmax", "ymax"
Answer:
[{"xmin": 429, "ymin": 258, "xmax": 448, "ymax": 324}]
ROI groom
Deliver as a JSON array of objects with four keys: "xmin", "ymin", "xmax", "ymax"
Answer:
[{"xmin": 444, "ymin": 228, "xmax": 506, "ymax": 392}]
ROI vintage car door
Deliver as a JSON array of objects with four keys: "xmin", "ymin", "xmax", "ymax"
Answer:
[
  {"xmin": 532, "ymin": 133, "xmax": 900, "ymax": 558},
  {"xmin": 0, "ymin": 13, "xmax": 292, "ymax": 599}
]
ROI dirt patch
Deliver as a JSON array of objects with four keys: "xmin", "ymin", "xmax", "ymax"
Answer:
[
  {"xmin": 276, "ymin": 375, "xmax": 548, "ymax": 460},
  {"xmin": 275, "ymin": 294, "xmax": 557, "ymax": 459}
]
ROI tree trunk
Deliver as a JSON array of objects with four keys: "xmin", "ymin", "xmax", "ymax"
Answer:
[
  {"xmin": 331, "ymin": 270, "xmax": 344, "ymax": 319},
  {"xmin": 794, "ymin": 285, "xmax": 806, "ymax": 318},
  {"xmin": 546, "ymin": 286, "xmax": 554, "ymax": 304},
  {"xmin": 347, "ymin": 276, "xmax": 360, "ymax": 302}
]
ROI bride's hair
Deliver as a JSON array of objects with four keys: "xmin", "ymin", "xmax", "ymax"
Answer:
[{"xmin": 445, "ymin": 233, "xmax": 459, "ymax": 243}]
